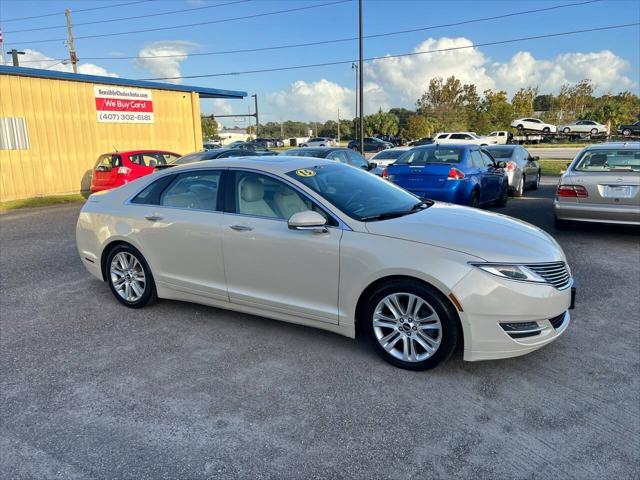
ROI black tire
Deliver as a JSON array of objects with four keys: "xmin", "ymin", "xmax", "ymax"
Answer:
[
  {"xmin": 517, "ymin": 124, "xmax": 524, "ymax": 131},
  {"xmin": 363, "ymin": 279, "xmax": 459, "ymax": 371},
  {"xmin": 563, "ymin": 127, "xmax": 571, "ymax": 134},
  {"xmin": 590, "ymin": 128, "xmax": 598, "ymax": 136},
  {"xmin": 622, "ymin": 129, "xmax": 631, "ymax": 137},
  {"xmin": 106, "ymin": 244, "xmax": 157, "ymax": 308},
  {"xmin": 514, "ymin": 175, "xmax": 524, "ymax": 197},
  {"xmin": 495, "ymin": 183, "xmax": 508, "ymax": 206},
  {"xmin": 542, "ymin": 127, "xmax": 551, "ymax": 134},
  {"xmin": 469, "ymin": 190, "xmax": 479, "ymax": 208},
  {"xmin": 532, "ymin": 171, "xmax": 541, "ymax": 190}
]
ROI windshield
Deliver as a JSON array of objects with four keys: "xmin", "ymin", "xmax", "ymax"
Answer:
[
  {"xmin": 284, "ymin": 149, "xmax": 328, "ymax": 158},
  {"xmin": 287, "ymin": 164, "xmax": 425, "ymax": 221},
  {"xmin": 395, "ymin": 146, "xmax": 464, "ymax": 165},
  {"xmin": 574, "ymin": 149, "xmax": 640, "ymax": 172},
  {"xmin": 373, "ymin": 149, "xmax": 408, "ymax": 160},
  {"xmin": 485, "ymin": 147, "xmax": 515, "ymax": 159}
]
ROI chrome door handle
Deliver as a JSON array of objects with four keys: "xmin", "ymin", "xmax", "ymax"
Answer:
[
  {"xmin": 229, "ymin": 224, "xmax": 253, "ymax": 232},
  {"xmin": 145, "ymin": 214, "xmax": 163, "ymax": 221}
]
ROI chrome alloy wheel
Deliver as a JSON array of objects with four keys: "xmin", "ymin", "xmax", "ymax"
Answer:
[
  {"xmin": 372, "ymin": 292, "xmax": 442, "ymax": 362},
  {"xmin": 110, "ymin": 252, "xmax": 146, "ymax": 302}
]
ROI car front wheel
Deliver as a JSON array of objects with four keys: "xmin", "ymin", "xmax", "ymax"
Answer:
[
  {"xmin": 622, "ymin": 129, "xmax": 631, "ymax": 137},
  {"xmin": 532, "ymin": 171, "xmax": 541, "ymax": 190},
  {"xmin": 107, "ymin": 245, "xmax": 157, "ymax": 308},
  {"xmin": 364, "ymin": 281, "xmax": 459, "ymax": 370}
]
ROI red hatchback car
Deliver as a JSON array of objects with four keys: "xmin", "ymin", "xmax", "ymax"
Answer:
[{"xmin": 90, "ymin": 150, "xmax": 181, "ymax": 193}]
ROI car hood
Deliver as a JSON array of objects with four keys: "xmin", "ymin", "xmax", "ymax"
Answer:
[{"xmin": 364, "ymin": 202, "xmax": 565, "ymax": 263}]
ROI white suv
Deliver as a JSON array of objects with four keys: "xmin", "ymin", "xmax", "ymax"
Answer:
[{"xmin": 434, "ymin": 132, "xmax": 497, "ymax": 146}]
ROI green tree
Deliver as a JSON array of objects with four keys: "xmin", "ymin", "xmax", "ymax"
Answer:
[
  {"xmin": 511, "ymin": 87, "xmax": 539, "ymax": 119},
  {"xmin": 403, "ymin": 114, "xmax": 436, "ymax": 139},
  {"xmin": 480, "ymin": 90, "xmax": 513, "ymax": 132},
  {"xmin": 363, "ymin": 109, "xmax": 399, "ymax": 136},
  {"xmin": 416, "ymin": 76, "xmax": 479, "ymax": 131},
  {"xmin": 201, "ymin": 116, "xmax": 219, "ymax": 140}
]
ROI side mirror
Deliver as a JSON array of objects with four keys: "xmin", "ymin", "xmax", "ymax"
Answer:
[
  {"xmin": 496, "ymin": 161, "xmax": 507, "ymax": 169},
  {"xmin": 367, "ymin": 162, "xmax": 378, "ymax": 170},
  {"xmin": 288, "ymin": 210, "xmax": 328, "ymax": 233}
]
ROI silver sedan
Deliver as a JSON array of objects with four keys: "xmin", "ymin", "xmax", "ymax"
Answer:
[
  {"xmin": 558, "ymin": 120, "xmax": 607, "ymax": 136},
  {"xmin": 485, "ymin": 145, "xmax": 541, "ymax": 197},
  {"xmin": 554, "ymin": 142, "xmax": 640, "ymax": 227}
]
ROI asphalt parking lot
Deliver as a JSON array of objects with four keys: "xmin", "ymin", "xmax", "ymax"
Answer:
[{"xmin": 1, "ymin": 177, "xmax": 639, "ymax": 479}]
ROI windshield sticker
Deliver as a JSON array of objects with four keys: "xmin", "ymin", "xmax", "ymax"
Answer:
[{"xmin": 296, "ymin": 169, "xmax": 316, "ymax": 177}]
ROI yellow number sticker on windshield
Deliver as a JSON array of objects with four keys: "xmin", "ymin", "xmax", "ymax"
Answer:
[{"xmin": 296, "ymin": 169, "xmax": 316, "ymax": 177}]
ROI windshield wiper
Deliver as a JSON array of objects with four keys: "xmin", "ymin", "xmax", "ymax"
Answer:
[{"xmin": 360, "ymin": 200, "xmax": 432, "ymax": 222}]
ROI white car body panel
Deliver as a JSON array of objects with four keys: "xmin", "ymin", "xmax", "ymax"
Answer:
[
  {"xmin": 77, "ymin": 157, "xmax": 572, "ymax": 363},
  {"xmin": 510, "ymin": 118, "xmax": 557, "ymax": 133},
  {"xmin": 370, "ymin": 147, "xmax": 411, "ymax": 167},
  {"xmin": 435, "ymin": 132, "xmax": 498, "ymax": 145}
]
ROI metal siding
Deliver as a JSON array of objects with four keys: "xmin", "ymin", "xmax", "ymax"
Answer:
[{"xmin": 0, "ymin": 73, "xmax": 206, "ymax": 201}]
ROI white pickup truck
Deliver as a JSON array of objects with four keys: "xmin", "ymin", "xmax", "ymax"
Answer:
[{"xmin": 488, "ymin": 131, "xmax": 544, "ymax": 145}]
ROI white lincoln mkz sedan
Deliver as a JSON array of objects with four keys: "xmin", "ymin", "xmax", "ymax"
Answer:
[{"xmin": 77, "ymin": 156, "xmax": 574, "ymax": 370}]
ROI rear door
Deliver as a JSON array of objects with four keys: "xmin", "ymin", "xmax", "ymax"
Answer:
[
  {"xmin": 480, "ymin": 150, "xmax": 501, "ymax": 202},
  {"xmin": 92, "ymin": 154, "xmax": 122, "ymax": 189}
]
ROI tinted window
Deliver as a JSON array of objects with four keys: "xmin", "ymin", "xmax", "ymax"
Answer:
[
  {"xmin": 372, "ymin": 149, "xmax": 407, "ymax": 160},
  {"xmin": 129, "ymin": 153, "xmax": 178, "ymax": 167},
  {"xmin": 95, "ymin": 154, "xmax": 122, "ymax": 170},
  {"xmin": 287, "ymin": 164, "xmax": 421, "ymax": 221},
  {"xmin": 470, "ymin": 150, "xmax": 484, "ymax": 168},
  {"xmin": 436, "ymin": 134, "xmax": 448, "ymax": 139},
  {"xmin": 450, "ymin": 134, "xmax": 469, "ymax": 140},
  {"xmin": 327, "ymin": 150, "xmax": 350, "ymax": 164},
  {"xmin": 131, "ymin": 174, "xmax": 176, "ymax": 205},
  {"xmin": 285, "ymin": 149, "xmax": 327, "ymax": 158},
  {"xmin": 485, "ymin": 147, "xmax": 515, "ymax": 159},
  {"xmin": 347, "ymin": 150, "xmax": 368, "ymax": 168},
  {"xmin": 171, "ymin": 152, "xmax": 208, "ymax": 165},
  {"xmin": 480, "ymin": 151, "xmax": 495, "ymax": 167},
  {"xmin": 395, "ymin": 146, "xmax": 463, "ymax": 165},
  {"xmin": 232, "ymin": 171, "xmax": 334, "ymax": 223},
  {"xmin": 159, "ymin": 171, "xmax": 221, "ymax": 210}
]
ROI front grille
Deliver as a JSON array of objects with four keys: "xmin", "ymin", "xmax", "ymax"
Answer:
[
  {"xmin": 525, "ymin": 262, "xmax": 571, "ymax": 290},
  {"xmin": 549, "ymin": 312, "xmax": 566, "ymax": 329}
]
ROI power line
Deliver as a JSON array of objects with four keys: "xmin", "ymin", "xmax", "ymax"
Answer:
[
  {"xmin": 16, "ymin": 0, "xmax": 604, "ymax": 63},
  {"xmin": 13, "ymin": 0, "xmax": 352, "ymax": 45},
  {"xmin": 0, "ymin": 0, "xmax": 153, "ymax": 23},
  {"xmin": 3, "ymin": 0, "xmax": 252, "ymax": 34},
  {"xmin": 138, "ymin": 23, "xmax": 640, "ymax": 81}
]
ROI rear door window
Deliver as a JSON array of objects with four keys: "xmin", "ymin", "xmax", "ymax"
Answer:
[
  {"xmin": 470, "ymin": 150, "xmax": 484, "ymax": 168},
  {"xmin": 346, "ymin": 150, "xmax": 368, "ymax": 168},
  {"xmin": 160, "ymin": 171, "xmax": 222, "ymax": 211},
  {"xmin": 95, "ymin": 154, "xmax": 122, "ymax": 171}
]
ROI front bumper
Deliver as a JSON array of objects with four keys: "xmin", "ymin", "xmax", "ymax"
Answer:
[
  {"xmin": 554, "ymin": 200, "xmax": 640, "ymax": 225},
  {"xmin": 451, "ymin": 267, "xmax": 573, "ymax": 361}
]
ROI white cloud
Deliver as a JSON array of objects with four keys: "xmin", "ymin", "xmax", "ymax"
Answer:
[
  {"xmin": 493, "ymin": 50, "xmax": 635, "ymax": 94},
  {"xmin": 18, "ymin": 49, "xmax": 118, "ymax": 77},
  {"xmin": 134, "ymin": 40, "xmax": 198, "ymax": 84},
  {"xmin": 267, "ymin": 79, "xmax": 356, "ymax": 121},
  {"xmin": 369, "ymin": 37, "xmax": 495, "ymax": 103}
]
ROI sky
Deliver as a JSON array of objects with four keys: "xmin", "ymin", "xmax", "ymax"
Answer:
[{"xmin": 1, "ymin": 0, "xmax": 639, "ymax": 126}]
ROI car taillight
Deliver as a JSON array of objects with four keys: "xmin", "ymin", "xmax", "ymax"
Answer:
[
  {"xmin": 382, "ymin": 168, "xmax": 389, "ymax": 179},
  {"xmin": 506, "ymin": 161, "xmax": 516, "ymax": 171},
  {"xmin": 447, "ymin": 168, "xmax": 465, "ymax": 180},
  {"xmin": 557, "ymin": 185, "xmax": 588, "ymax": 198},
  {"xmin": 117, "ymin": 166, "xmax": 132, "ymax": 175}
]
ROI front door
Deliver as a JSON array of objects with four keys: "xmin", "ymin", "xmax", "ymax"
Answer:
[{"xmin": 221, "ymin": 170, "xmax": 342, "ymax": 323}]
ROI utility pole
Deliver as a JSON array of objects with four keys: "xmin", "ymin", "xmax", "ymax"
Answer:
[
  {"xmin": 358, "ymin": 0, "xmax": 364, "ymax": 154},
  {"xmin": 65, "ymin": 9, "xmax": 78, "ymax": 73},
  {"xmin": 352, "ymin": 62, "xmax": 358, "ymax": 142},
  {"xmin": 337, "ymin": 108, "xmax": 341, "ymax": 143},
  {"xmin": 252, "ymin": 94, "xmax": 259, "ymax": 136},
  {"xmin": 7, "ymin": 49, "xmax": 25, "ymax": 67}
]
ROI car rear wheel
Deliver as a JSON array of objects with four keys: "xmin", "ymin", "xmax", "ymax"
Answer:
[
  {"xmin": 563, "ymin": 127, "xmax": 571, "ymax": 134},
  {"xmin": 107, "ymin": 245, "xmax": 157, "ymax": 308},
  {"xmin": 590, "ymin": 128, "xmax": 598, "ymax": 136},
  {"xmin": 517, "ymin": 124, "xmax": 524, "ymax": 131},
  {"xmin": 622, "ymin": 129, "xmax": 631, "ymax": 137},
  {"xmin": 515, "ymin": 176, "xmax": 524, "ymax": 197},
  {"xmin": 469, "ymin": 190, "xmax": 479, "ymax": 208},
  {"xmin": 364, "ymin": 281, "xmax": 458, "ymax": 370},
  {"xmin": 532, "ymin": 171, "xmax": 541, "ymax": 190},
  {"xmin": 495, "ymin": 183, "xmax": 508, "ymax": 206},
  {"xmin": 542, "ymin": 127, "xmax": 551, "ymax": 134}
]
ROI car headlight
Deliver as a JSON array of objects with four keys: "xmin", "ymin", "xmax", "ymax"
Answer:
[{"xmin": 469, "ymin": 263, "xmax": 546, "ymax": 283}]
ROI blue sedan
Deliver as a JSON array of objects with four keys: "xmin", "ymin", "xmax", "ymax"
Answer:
[{"xmin": 386, "ymin": 144, "xmax": 509, "ymax": 207}]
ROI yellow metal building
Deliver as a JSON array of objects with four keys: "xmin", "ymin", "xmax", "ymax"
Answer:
[{"xmin": 0, "ymin": 66, "xmax": 246, "ymax": 201}]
